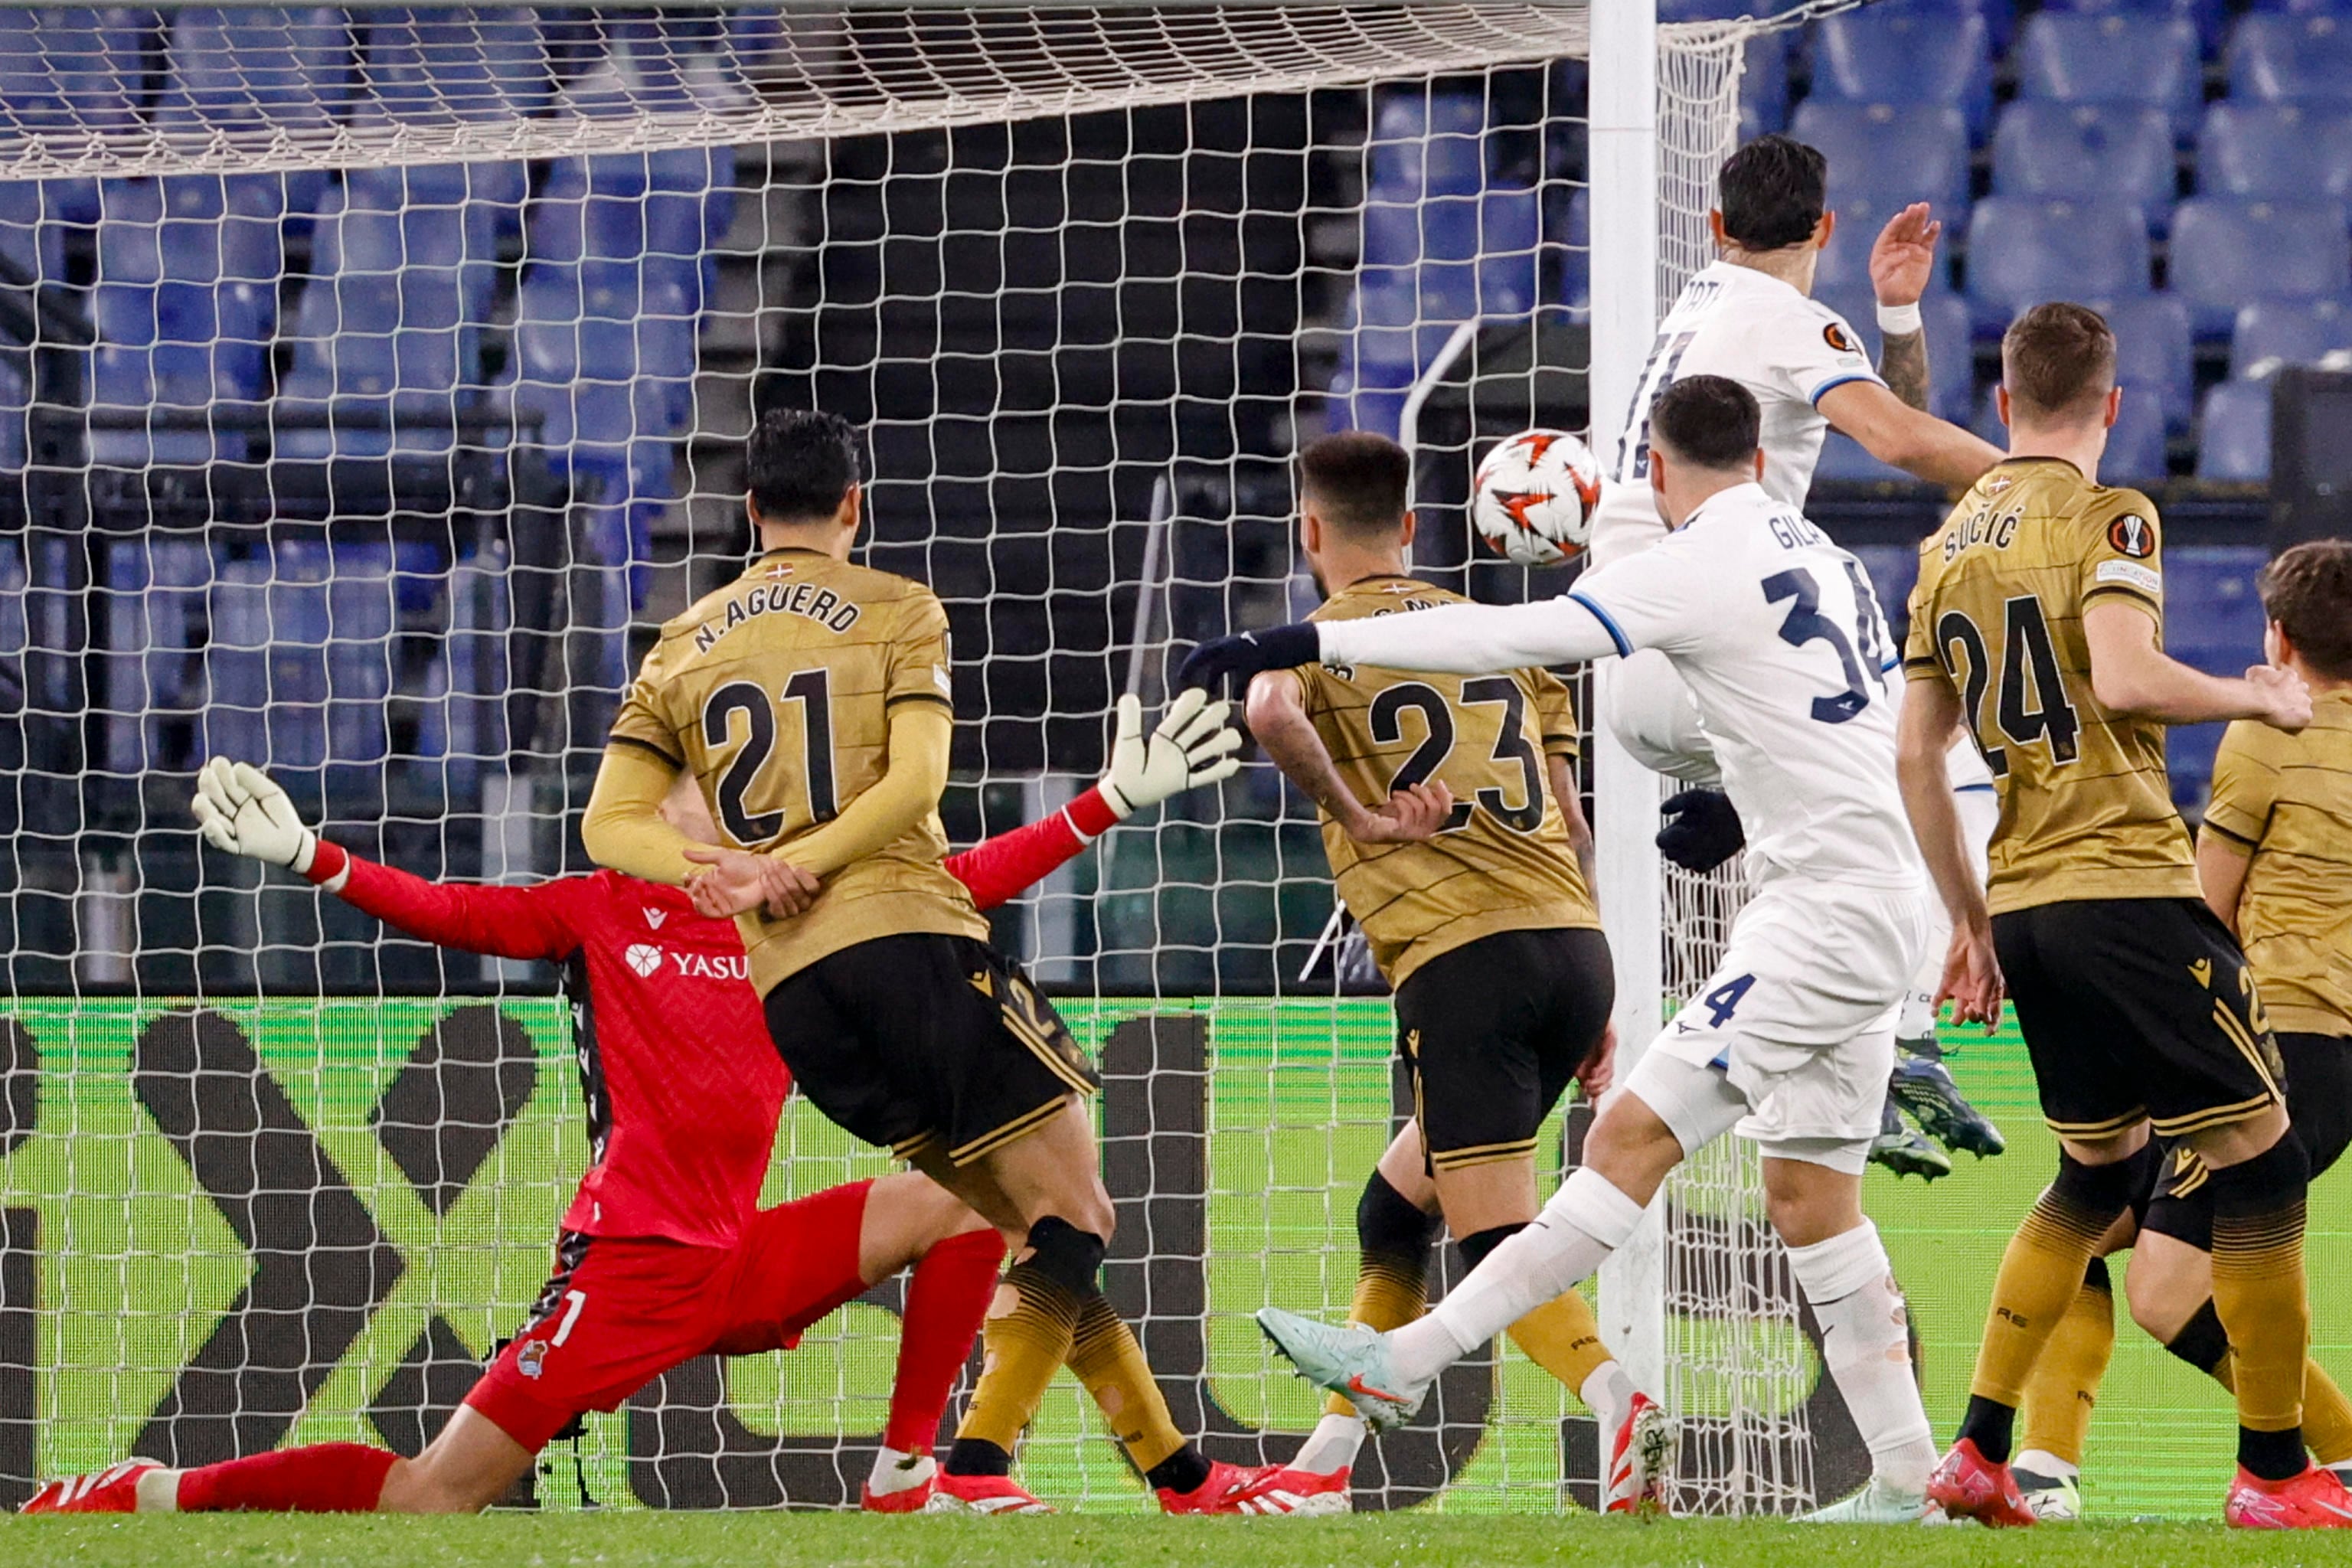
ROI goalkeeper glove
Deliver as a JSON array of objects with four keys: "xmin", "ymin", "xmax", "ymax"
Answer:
[
  {"xmin": 190, "ymin": 757, "xmax": 348, "ymax": 890},
  {"xmin": 1099, "ymin": 688, "xmax": 1243, "ymax": 818},
  {"xmin": 1656, "ymin": 787, "xmax": 1744, "ymax": 874},
  {"xmin": 1177, "ymin": 622, "xmax": 1321, "ymax": 694}
]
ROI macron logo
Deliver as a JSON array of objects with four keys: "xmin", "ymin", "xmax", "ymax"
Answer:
[
  {"xmin": 624, "ymin": 943, "xmax": 663, "ymax": 978},
  {"xmin": 643, "ymin": 907, "xmax": 667, "ymax": 930}
]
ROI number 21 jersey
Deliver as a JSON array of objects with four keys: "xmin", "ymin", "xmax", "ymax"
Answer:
[
  {"xmin": 1298, "ymin": 577, "xmax": 1599, "ymax": 988},
  {"xmin": 1903, "ymin": 457, "xmax": 2199, "ymax": 913},
  {"xmin": 609, "ymin": 546, "xmax": 987, "ymax": 995}
]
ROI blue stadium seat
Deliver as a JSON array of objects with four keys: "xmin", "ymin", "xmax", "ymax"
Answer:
[
  {"xmin": 2198, "ymin": 103, "xmax": 2352, "ymax": 202},
  {"xmin": 2041, "ymin": 0, "xmax": 2226, "ymax": 56},
  {"xmin": 537, "ymin": 149, "xmax": 737, "ymax": 297},
  {"xmin": 156, "ymin": 7, "xmax": 346, "ymax": 160},
  {"xmin": 2102, "ymin": 386, "xmax": 2171, "ymax": 479},
  {"xmin": 342, "ymin": 162, "xmax": 520, "ymax": 318},
  {"xmin": 100, "ymin": 538, "xmax": 212, "ymax": 777},
  {"xmin": 2169, "ymin": 198, "xmax": 2352, "ymax": 336},
  {"xmin": 207, "ymin": 540, "xmax": 395, "ymax": 783},
  {"xmin": 1808, "ymin": 6, "xmax": 1994, "ymax": 142},
  {"xmin": 1965, "ymin": 198, "xmax": 2151, "ymax": 329},
  {"xmin": 89, "ymin": 175, "xmax": 289, "ymax": 465},
  {"xmin": 0, "ymin": 8, "xmax": 146, "ymax": 139},
  {"xmin": 2162, "ymin": 545, "xmax": 2271, "ymax": 807},
  {"xmin": 1792, "ymin": 102, "xmax": 1972, "ymax": 219},
  {"xmin": 1992, "ymin": 103, "xmax": 2177, "ymax": 227},
  {"xmin": 2229, "ymin": 15, "xmax": 2352, "ymax": 109},
  {"xmin": 1367, "ymin": 93, "xmax": 1491, "ymax": 201},
  {"xmin": 1551, "ymin": 184, "xmax": 1589, "ymax": 315},
  {"xmin": 1810, "ymin": 430, "xmax": 1909, "ymax": 485},
  {"xmin": 1812, "ymin": 183, "xmax": 1966, "ymax": 295},
  {"xmin": 2231, "ymin": 296, "xmax": 2352, "ymax": 375},
  {"xmin": 2015, "ymin": 14, "xmax": 2204, "ymax": 142},
  {"xmin": 0, "ymin": 181, "xmax": 67, "ymax": 285},
  {"xmin": 2197, "ymin": 378, "xmax": 2275, "ymax": 479},
  {"xmin": 1741, "ymin": 31, "xmax": 1792, "ymax": 139},
  {"xmin": 1815, "ymin": 287, "xmax": 1975, "ymax": 423},
  {"xmin": 2098, "ymin": 292, "xmax": 2197, "ymax": 431},
  {"xmin": 358, "ymin": 5, "xmax": 549, "ymax": 124}
]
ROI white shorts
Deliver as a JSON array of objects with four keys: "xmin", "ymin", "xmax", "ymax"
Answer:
[
  {"xmin": 1604, "ymin": 648, "xmax": 1720, "ymax": 786},
  {"xmin": 1631, "ymin": 879, "xmax": 1933, "ymax": 1169}
]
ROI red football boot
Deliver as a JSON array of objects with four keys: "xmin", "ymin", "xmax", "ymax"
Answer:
[
  {"xmin": 1159, "ymin": 1460, "xmax": 1345, "ymax": 1516},
  {"xmin": 2226, "ymin": 1465, "xmax": 2352, "ymax": 1528},
  {"xmin": 1603, "ymin": 1392, "xmax": 1676, "ymax": 1516},
  {"xmin": 19, "ymin": 1460, "xmax": 163, "ymax": 1515},
  {"xmin": 923, "ymin": 1472, "xmax": 1054, "ymax": 1515},
  {"xmin": 1926, "ymin": 1439, "xmax": 2036, "ymax": 1527}
]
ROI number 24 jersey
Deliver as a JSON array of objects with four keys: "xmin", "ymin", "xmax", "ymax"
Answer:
[
  {"xmin": 609, "ymin": 547, "xmax": 987, "ymax": 995},
  {"xmin": 1903, "ymin": 457, "xmax": 2198, "ymax": 914}
]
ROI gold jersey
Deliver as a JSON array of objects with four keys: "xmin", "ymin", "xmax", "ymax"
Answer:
[
  {"xmin": 2201, "ymin": 691, "xmax": 2352, "ymax": 1037},
  {"xmin": 1903, "ymin": 458, "xmax": 2199, "ymax": 914},
  {"xmin": 1297, "ymin": 575, "xmax": 1601, "ymax": 988},
  {"xmin": 609, "ymin": 547, "xmax": 987, "ymax": 994}
]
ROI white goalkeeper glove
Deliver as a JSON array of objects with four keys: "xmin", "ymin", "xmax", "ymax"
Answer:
[
  {"xmin": 191, "ymin": 757, "xmax": 325, "ymax": 877},
  {"xmin": 1098, "ymin": 688, "xmax": 1243, "ymax": 818}
]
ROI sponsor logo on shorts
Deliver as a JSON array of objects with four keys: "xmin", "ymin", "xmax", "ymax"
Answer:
[
  {"xmin": 2189, "ymin": 957, "xmax": 2213, "ymax": 989},
  {"xmin": 517, "ymin": 1338, "xmax": 548, "ymax": 1379},
  {"xmin": 2107, "ymin": 513, "xmax": 2156, "ymax": 558}
]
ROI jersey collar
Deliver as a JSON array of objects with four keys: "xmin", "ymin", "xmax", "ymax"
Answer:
[{"xmin": 1678, "ymin": 480, "xmax": 1772, "ymax": 531}]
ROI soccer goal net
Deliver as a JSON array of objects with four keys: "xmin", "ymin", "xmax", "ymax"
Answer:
[{"xmin": 0, "ymin": 0, "xmax": 1844, "ymax": 1516}]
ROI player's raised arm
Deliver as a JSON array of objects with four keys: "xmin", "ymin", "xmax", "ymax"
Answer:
[
  {"xmin": 1816, "ymin": 372, "xmax": 2001, "ymax": 492},
  {"xmin": 1183, "ymin": 594, "xmax": 1621, "ymax": 693},
  {"xmin": 192, "ymin": 757, "xmax": 583, "ymax": 961},
  {"xmin": 2085, "ymin": 603, "xmax": 2311, "ymax": 731},
  {"xmin": 943, "ymin": 690, "xmax": 1241, "ymax": 910}
]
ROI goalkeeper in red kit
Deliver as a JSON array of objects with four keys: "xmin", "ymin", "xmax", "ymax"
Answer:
[{"xmin": 20, "ymin": 691, "xmax": 1239, "ymax": 1517}]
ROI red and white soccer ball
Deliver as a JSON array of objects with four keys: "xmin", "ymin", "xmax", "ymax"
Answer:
[{"xmin": 1471, "ymin": 428, "xmax": 1604, "ymax": 567}]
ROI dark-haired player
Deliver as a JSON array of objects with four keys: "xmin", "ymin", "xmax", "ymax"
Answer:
[
  {"xmin": 1238, "ymin": 431, "xmax": 1663, "ymax": 1515},
  {"xmin": 1898, "ymin": 303, "xmax": 2337, "ymax": 1529},
  {"xmin": 20, "ymin": 681, "xmax": 1239, "ymax": 1517},
  {"xmin": 574, "ymin": 409, "xmax": 1311, "ymax": 1516},
  {"xmin": 2009, "ymin": 538, "xmax": 2352, "ymax": 1519},
  {"xmin": 1594, "ymin": 132, "xmax": 2008, "ymax": 1176},
  {"xmin": 1203, "ymin": 377, "xmax": 1944, "ymax": 1524}
]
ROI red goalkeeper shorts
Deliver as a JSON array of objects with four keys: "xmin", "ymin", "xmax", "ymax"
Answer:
[{"xmin": 466, "ymin": 1179, "xmax": 873, "ymax": 1452}]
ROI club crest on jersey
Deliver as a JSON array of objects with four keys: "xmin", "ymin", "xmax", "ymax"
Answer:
[
  {"xmin": 2108, "ymin": 513, "xmax": 2156, "ymax": 558},
  {"xmin": 517, "ymin": 1339, "xmax": 548, "ymax": 1379},
  {"xmin": 624, "ymin": 942, "xmax": 663, "ymax": 978},
  {"xmin": 1822, "ymin": 321, "xmax": 1857, "ymax": 354}
]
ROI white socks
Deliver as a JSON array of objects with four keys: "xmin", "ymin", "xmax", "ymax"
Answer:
[
  {"xmin": 1581, "ymin": 1360, "xmax": 1637, "ymax": 1440},
  {"xmin": 136, "ymin": 1468, "xmax": 181, "ymax": 1513},
  {"xmin": 865, "ymin": 1446, "xmax": 936, "ymax": 1498},
  {"xmin": 2014, "ymin": 1448, "xmax": 2079, "ymax": 1481},
  {"xmin": 1785, "ymin": 1220, "xmax": 1935, "ymax": 1498},
  {"xmin": 1292, "ymin": 1412, "xmax": 1369, "ymax": 1475},
  {"xmin": 1390, "ymin": 1168, "xmax": 1648, "ymax": 1387}
]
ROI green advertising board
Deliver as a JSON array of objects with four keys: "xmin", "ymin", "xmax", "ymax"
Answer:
[{"xmin": 0, "ymin": 995, "xmax": 2342, "ymax": 1517}]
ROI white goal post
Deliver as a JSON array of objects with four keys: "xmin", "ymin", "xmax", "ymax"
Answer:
[{"xmin": 0, "ymin": 0, "xmax": 1849, "ymax": 1517}]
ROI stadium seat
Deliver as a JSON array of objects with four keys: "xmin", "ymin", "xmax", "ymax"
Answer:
[
  {"xmin": 358, "ymin": 5, "xmax": 550, "ymax": 123},
  {"xmin": 1811, "ymin": 182, "xmax": 1966, "ymax": 296},
  {"xmin": 1808, "ymin": 6, "xmax": 1994, "ymax": 142},
  {"xmin": 1815, "ymin": 287, "xmax": 1975, "ymax": 423},
  {"xmin": 1367, "ymin": 93, "xmax": 1491, "ymax": 200},
  {"xmin": 2101, "ymin": 384, "xmax": 2172, "ymax": 479},
  {"xmin": 2198, "ymin": 103, "xmax": 2352, "ymax": 203},
  {"xmin": 2014, "ymin": 14, "xmax": 2204, "ymax": 142},
  {"xmin": 537, "ymin": 149, "xmax": 738, "ymax": 299},
  {"xmin": 2229, "ymin": 14, "xmax": 2352, "ymax": 109},
  {"xmin": 1551, "ymin": 184, "xmax": 1589, "ymax": 315},
  {"xmin": 2040, "ymin": 0, "xmax": 2226, "ymax": 56},
  {"xmin": 0, "ymin": 180, "xmax": 67, "ymax": 285},
  {"xmin": 2197, "ymin": 378, "xmax": 2275, "ymax": 479},
  {"xmin": 1792, "ymin": 102, "xmax": 1972, "ymax": 220},
  {"xmin": 2168, "ymin": 198, "xmax": 2351, "ymax": 336},
  {"xmin": 1964, "ymin": 198, "xmax": 2151, "ymax": 329},
  {"xmin": 207, "ymin": 540, "xmax": 395, "ymax": 783},
  {"xmin": 1740, "ymin": 31, "xmax": 1792, "ymax": 139},
  {"xmin": 156, "ymin": 7, "xmax": 347, "ymax": 136},
  {"xmin": 100, "ymin": 538, "xmax": 213, "ymax": 777},
  {"xmin": 2163, "ymin": 544, "xmax": 2271, "ymax": 806},
  {"xmin": 1992, "ymin": 103, "xmax": 2177, "ymax": 227},
  {"xmin": 2096, "ymin": 292, "xmax": 2197, "ymax": 431},
  {"xmin": 2231, "ymin": 296, "xmax": 2352, "ymax": 376}
]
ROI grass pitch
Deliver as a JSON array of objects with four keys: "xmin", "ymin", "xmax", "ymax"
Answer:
[{"xmin": 7, "ymin": 1513, "xmax": 2328, "ymax": 1568}]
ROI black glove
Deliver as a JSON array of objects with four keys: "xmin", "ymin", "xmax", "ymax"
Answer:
[
  {"xmin": 1177, "ymin": 622, "xmax": 1322, "ymax": 693},
  {"xmin": 1656, "ymin": 788, "xmax": 1744, "ymax": 873}
]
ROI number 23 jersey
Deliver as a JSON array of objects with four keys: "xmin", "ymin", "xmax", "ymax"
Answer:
[
  {"xmin": 609, "ymin": 546, "xmax": 987, "ymax": 995},
  {"xmin": 1300, "ymin": 577, "xmax": 1599, "ymax": 988},
  {"xmin": 1903, "ymin": 457, "xmax": 2198, "ymax": 913}
]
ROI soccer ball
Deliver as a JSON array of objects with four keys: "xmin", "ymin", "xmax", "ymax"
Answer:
[{"xmin": 1471, "ymin": 429, "xmax": 1604, "ymax": 567}]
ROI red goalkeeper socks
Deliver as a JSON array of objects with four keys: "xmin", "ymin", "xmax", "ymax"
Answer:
[
  {"xmin": 887, "ymin": 1227, "xmax": 1004, "ymax": 1454},
  {"xmin": 175, "ymin": 1442, "xmax": 399, "ymax": 1513}
]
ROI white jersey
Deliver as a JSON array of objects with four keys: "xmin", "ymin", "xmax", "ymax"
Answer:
[
  {"xmin": 1588, "ymin": 261, "xmax": 1882, "ymax": 568},
  {"xmin": 1315, "ymin": 482, "xmax": 1924, "ymax": 893}
]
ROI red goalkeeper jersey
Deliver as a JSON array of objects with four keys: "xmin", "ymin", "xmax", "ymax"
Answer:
[{"xmin": 305, "ymin": 786, "xmax": 1121, "ymax": 1248}]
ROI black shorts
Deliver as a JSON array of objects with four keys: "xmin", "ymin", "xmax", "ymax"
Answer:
[
  {"xmin": 761, "ymin": 933, "xmax": 1097, "ymax": 1168},
  {"xmin": 1393, "ymin": 926, "xmax": 1614, "ymax": 1174},
  {"xmin": 2143, "ymin": 1032, "xmax": 2352, "ymax": 1250},
  {"xmin": 1994, "ymin": 897, "xmax": 2285, "ymax": 1141}
]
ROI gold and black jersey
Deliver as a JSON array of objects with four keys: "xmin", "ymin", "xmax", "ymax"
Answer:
[
  {"xmin": 2202, "ymin": 692, "xmax": 2352, "ymax": 1037},
  {"xmin": 609, "ymin": 547, "xmax": 987, "ymax": 993},
  {"xmin": 1297, "ymin": 575, "xmax": 1601, "ymax": 988},
  {"xmin": 1903, "ymin": 458, "xmax": 2198, "ymax": 914}
]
